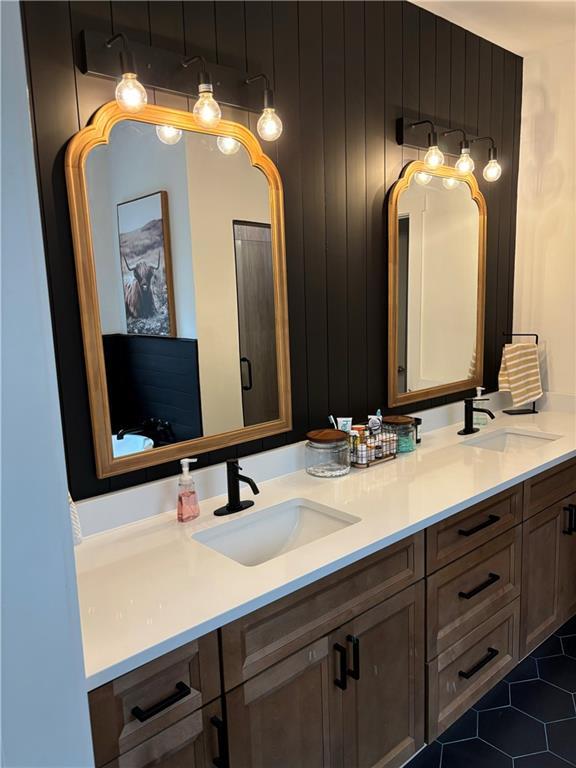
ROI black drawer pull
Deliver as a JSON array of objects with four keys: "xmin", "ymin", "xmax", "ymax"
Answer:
[
  {"xmin": 458, "ymin": 647, "xmax": 499, "ymax": 680},
  {"xmin": 131, "ymin": 681, "xmax": 191, "ymax": 722},
  {"xmin": 563, "ymin": 504, "xmax": 576, "ymax": 535},
  {"xmin": 458, "ymin": 514, "xmax": 500, "ymax": 537},
  {"xmin": 334, "ymin": 643, "xmax": 348, "ymax": 690},
  {"xmin": 211, "ymin": 715, "xmax": 228, "ymax": 768},
  {"xmin": 346, "ymin": 635, "xmax": 360, "ymax": 680},
  {"xmin": 459, "ymin": 572, "xmax": 501, "ymax": 600}
]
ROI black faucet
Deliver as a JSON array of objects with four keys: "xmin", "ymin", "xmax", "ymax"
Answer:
[
  {"xmin": 214, "ymin": 459, "xmax": 260, "ymax": 516},
  {"xmin": 116, "ymin": 426, "xmax": 144, "ymax": 440},
  {"xmin": 458, "ymin": 397, "xmax": 496, "ymax": 435}
]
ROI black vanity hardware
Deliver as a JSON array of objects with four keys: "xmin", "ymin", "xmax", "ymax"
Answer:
[
  {"xmin": 210, "ymin": 716, "xmax": 228, "ymax": 768},
  {"xmin": 131, "ymin": 681, "xmax": 191, "ymax": 722},
  {"xmin": 458, "ymin": 397, "xmax": 496, "ymax": 436},
  {"xmin": 458, "ymin": 573, "xmax": 501, "ymax": 600},
  {"xmin": 458, "ymin": 647, "xmax": 499, "ymax": 680},
  {"xmin": 562, "ymin": 504, "xmax": 576, "ymax": 535},
  {"xmin": 214, "ymin": 459, "xmax": 260, "ymax": 516},
  {"xmin": 240, "ymin": 356, "xmax": 253, "ymax": 391},
  {"xmin": 458, "ymin": 514, "xmax": 500, "ymax": 537},
  {"xmin": 334, "ymin": 643, "xmax": 348, "ymax": 690},
  {"xmin": 346, "ymin": 635, "xmax": 361, "ymax": 681}
]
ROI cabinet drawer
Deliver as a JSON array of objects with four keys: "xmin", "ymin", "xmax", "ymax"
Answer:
[
  {"xmin": 427, "ymin": 599, "xmax": 520, "ymax": 740},
  {"xmin": 90, "ymin": 633, "xmax": 220, "ymax": 767},
  {"xmin": 221, "ymin": 533, "xmax": 424, "ymax": 691},
  {"xmin": 426, "ymin": 485, "xmax": 523, "ymax": 573},
  {"xmin": 102, "ymin": 699, "xmax": 224, "ymax": 768},
  {"xmin": 524, "ymin": 457, "xmax": 576, "ymax": 519},
  {"xmin": 427, "ymin": 526, "xmax": 522, "ymax": 660}
]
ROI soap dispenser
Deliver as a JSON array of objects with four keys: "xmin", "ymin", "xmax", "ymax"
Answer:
[
  {"xmin": 177, "ymin": 458, "xmax": 200, "ymax": 522},
  {"xmin": 473, "ymin": 387, "xmax": 489, "ymax": 428}
]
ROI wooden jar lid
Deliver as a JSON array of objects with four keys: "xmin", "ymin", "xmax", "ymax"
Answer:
[
  {"xmin": 382, "ymin": 415, "xmax": 415, "ymax": 425},
  {"xmin": 306, "ymin": 429, "xmax": 349, "ymax": 443}
]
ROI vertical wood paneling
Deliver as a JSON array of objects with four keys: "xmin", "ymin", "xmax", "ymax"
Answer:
[{"xmin": 22, "ymin": 1, "xmax": 524, "ymax": 498}]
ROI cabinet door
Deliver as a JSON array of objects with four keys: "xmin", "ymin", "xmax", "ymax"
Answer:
[
  {"xmin": 226, "ymin": 636, "xmax": 339, "ymax": 768},
  {"xmin": 559, "ymin": 495, "xmax": 576, "ymax": 621},
  {"xmin": 103, "ymin": 699, "xmax": 224, "ymax": 768},
  {"xmin": 339, "ymin": 583, "xmax": 425, "ymax": 768},
  {"xmin": 521, "ymin": 504, "xmax": 562, "ymax": 655}
]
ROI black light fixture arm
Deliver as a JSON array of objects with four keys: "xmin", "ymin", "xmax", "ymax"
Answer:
[
  {"xmin": 105, "ymin": 32, "xmax": 136, "ymax": 75},
  {"xmin": 246, "ymin": 72, "xmax": 274, "ymax": 108},
  {"xmin": 472, "ymin": 135, "xmax": 498, "ymax": 160},
  {"xmin": 409, "ymin": 119, "xmax": 439, "ymax": 146},
  {"xmin": 181, "ymin": 54, "xmax": 211, "ymax": 86},
  {"xmin": 443, "ymin": 127, "xmax": 470, "ymax": 150}
]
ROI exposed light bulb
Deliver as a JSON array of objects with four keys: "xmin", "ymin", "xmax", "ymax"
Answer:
[
  {"xmin": 217, "ymin": 136, "xmax": 241, "ymax": 155},
  {"xmin": 424, "ymin": 145, "xmax": 444, "ymax": 169},
  {"xmin": 455, "ymin": 147, "xmax": 475, "ymax": 174},
  {"xmin": 483, "ymin": 159, "xmax": 502, "ymax": 182},
  {"xmin": 415, "ymin": 171, "xmax": 432, "ymax": 186},
  {"xmin": 155, "ymin": 125, "xmax": 182, "ymax": 145},
  {"xmin": 257, "ymin": 108, "xmax": 283, "ymax": 141},
  {"xmin": 115, "ymin": 73, "xmax": 147, "ymax": 113},
  {"xmin": 193, "ymin": 84, "xmax": 221, "ymax": 128},
  {"xmin": 442, "ymin": 177, "xmax": 461, "ymax": 190}
]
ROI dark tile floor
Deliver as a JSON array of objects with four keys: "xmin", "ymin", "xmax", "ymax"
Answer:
[{"xmin": 409, "ymin": 615, "xmax": 576, "ymax": 767}]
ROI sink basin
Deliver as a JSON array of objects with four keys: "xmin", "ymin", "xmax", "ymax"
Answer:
[
  {"xmin": 463, "ymin": 428, "xmax": 561, "ymax": 453},
  {"xmin": 111, "ymin": 433, "xmax": 154, "ymax": 458},
  {"xmin": 193, "ymin": 498, "xmax": 360, "ymax": 567}
]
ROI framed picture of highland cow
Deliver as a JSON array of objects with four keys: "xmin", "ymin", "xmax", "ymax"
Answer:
[{"xmin": 117, "ymin": 191, "xmax": 176, "ymax": 337}]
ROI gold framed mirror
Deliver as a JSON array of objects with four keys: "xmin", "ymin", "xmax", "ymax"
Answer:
[
  {"xmin": 66, "ymin": 102, "xmax": 291, "ymax": 478},
  {"xmin": 387, "ymin": 160, "xmax": 487, "ymax": 407}
]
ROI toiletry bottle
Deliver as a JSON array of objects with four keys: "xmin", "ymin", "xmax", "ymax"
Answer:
[
  {"xmin": 177, "ymin": 458, "xmax": 200, "ymax": 522},
  {"xmin": 473, "ymin": 387, "xmax": 488, "ymax": 428}
]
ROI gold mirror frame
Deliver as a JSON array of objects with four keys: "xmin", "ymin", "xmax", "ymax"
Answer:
[
  {"xmin": 387, "ymin": 160, "xmax": 487, "ymax": 407},
  {"xmin": 65, "ymin": 102, "xmax": 291, "ymax": 478}
]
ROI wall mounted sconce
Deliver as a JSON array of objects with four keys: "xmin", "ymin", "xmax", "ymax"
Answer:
[
  {"xmin": 245, "ymin": 73, "xmax": 283, "ymax": 142},
  {"xmin": 105, "ymin": 33, "xmax": 147, "ymax": 113},
  {"xmin": 409, "ymin": 120, "xmax": 444, "ymax": 168},
  {"xmin": 443, "ymin": 128, "xmax": 475, "ymax": 174},
  {"xmin": 182, "ymin": 55, "xmax": 221, "ymax": 128},
  {"xmin": 472, "ymin": 136, "xmax": 502, "ymax": 182}
]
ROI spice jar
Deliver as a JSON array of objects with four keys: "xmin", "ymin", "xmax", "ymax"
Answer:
[
  {"xmin": 382, "ymin": 416, "xmax": 416, "ymax": 453},
  {"xmin": 305, "ymin": 429, "xmax": 351, "ymax": 477}
]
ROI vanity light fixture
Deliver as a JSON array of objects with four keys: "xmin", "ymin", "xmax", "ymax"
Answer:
[
  {"xmin": 156, "ymin": 125, "xmax": 183, "ymax": 145},
  {"xmin": 409, "ymin": 120, "xmax": 444, "ymax": 169},
  {"xmin": 442, "ymin": 177, "xmax": 461, "ymax": 190},
  {"xmin": 245, "ymin": 73, "xmax": 283, "ymax": 142},
  {"xmin": 106, "ymin": 33, "xmax": 147, "ymax": 113},
  {"xmin": 443, "ymin": 128, "xmax": 475, "ymax": 174},
  {"xmin": 182, "ymin": 55, "xmax": 221, "ymax": 128},
  {"xmin": 414, "ymin": 171, "xmax": 432, "ymax": 186},
  {"xmin": 472, "ymin": 136, "xmax": 502, "ymax": 182},
  {"xmin": 217, "ymin": 136, "xmax": 241, "ymax": 155}
]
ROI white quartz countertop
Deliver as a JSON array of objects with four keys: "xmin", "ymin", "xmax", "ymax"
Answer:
[{"xmin": 75, "ymin": 410, "xmax": 576, "ymax": 690}]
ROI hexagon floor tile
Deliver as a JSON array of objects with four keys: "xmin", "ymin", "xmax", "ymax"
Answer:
[{"xmin": 405, "ymin": 614, "xmax": 576, "ymax": 767}]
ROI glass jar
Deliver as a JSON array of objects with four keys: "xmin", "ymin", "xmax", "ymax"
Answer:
[
  {"xmin": 305, "ymin": 429, "xmax": 350, "ymax": 477},
  {"xmin": 382, "ymin": 416, "xmax": 416, "ymax": 453}
]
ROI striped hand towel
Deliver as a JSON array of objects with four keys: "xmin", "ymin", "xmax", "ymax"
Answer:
[{"xmin": 498, "ymin": 343, "xmax": 543, "ymax": 408}]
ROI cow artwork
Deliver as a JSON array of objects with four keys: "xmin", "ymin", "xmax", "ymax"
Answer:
[{"xmin": 117, "ymin": 191, "xmax": 176, "ymax": 337}]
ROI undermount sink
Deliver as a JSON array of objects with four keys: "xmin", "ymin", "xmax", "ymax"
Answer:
[
  {"xmin": 463, "ymin": 427, "xmax": 561, "ymax": 453},
  {"xmin": 193, "ymin": 498, "xmax": 360, "ymax": 567},
  {"xmin": 111, "ymin": 433, "xmax": 154, "ymax": 458}
]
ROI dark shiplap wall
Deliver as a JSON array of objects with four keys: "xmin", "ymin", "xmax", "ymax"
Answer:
[{"xmin": 21, "ymin": 1, "xmax": 522, "ymax": 500}]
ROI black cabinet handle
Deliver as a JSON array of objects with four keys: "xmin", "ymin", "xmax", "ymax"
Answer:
[
  {"xmin": 563, "ymin": 504, "xmax": 576, "ymax": 535},
  {"xmin": 131, "ymin": 681, "xmax": 191, "ymax": 722},
  {"xmin": 346, "ymin": 635, "xmax": 360, "ymax": 680},
  {"xmin": 210, "ymin": 715, "xmax": 228, "ymax": 768},
  {"xmin": 459, "ymin": 573, "xmax": 501, "ymax": 600},
  {"xmin": 334, "ymin": 643, "xmax": 348, "ymax": 690},
  {"xmin": 458, "ymin": 647, "xmax": 499, "ymax": 680},
  {"xmin": 240, "ymin": 357, "xmax": 253, "ymax": 391},
  {"xmin": 458, "ymin": 514, "xmax": 500, "ymax": 537}
]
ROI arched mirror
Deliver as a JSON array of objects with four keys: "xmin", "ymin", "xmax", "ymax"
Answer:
[
  {"xmin": 66, "ymin": 103, "xmax": 290, "ymax": 478},
  {"xmin": 387, "ymin": 161, "xmax": 487, "ymax": 407}
]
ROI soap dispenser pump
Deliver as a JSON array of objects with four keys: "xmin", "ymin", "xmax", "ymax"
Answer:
[
  {"xmin": 177, "ymin": 458, "xmax": 200, "ymax": 522},
  {"xmin": 473, "ymin": 387, "xmax": 489, "ymax": 428}
]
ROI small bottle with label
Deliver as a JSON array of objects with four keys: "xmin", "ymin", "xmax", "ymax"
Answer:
[
  {"xmin": 177, "ymin": 458, "xmax": 200, "ymax": 522},
  {"xmin": 473, "ymin": 387, "xmax": 489, "ymax": 428}
]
